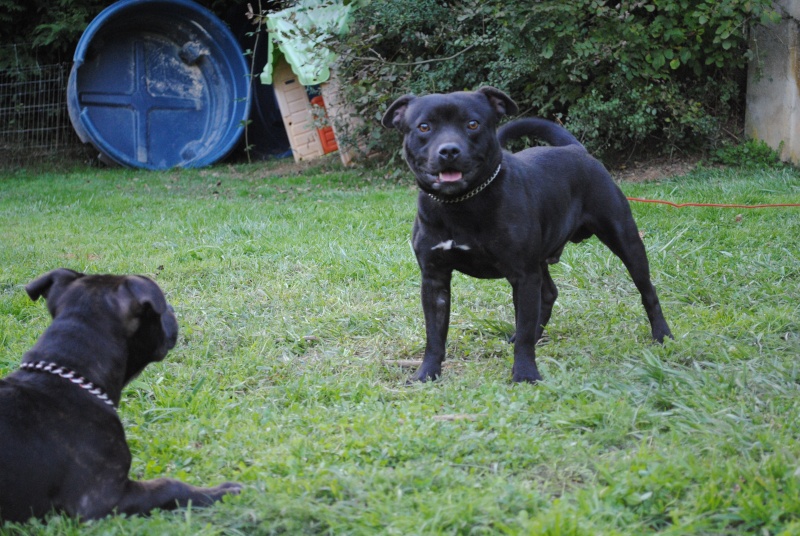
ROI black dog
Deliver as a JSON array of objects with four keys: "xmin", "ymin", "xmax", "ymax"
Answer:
[
  {"xmin": 382, "ymin": 87, "xmax": 672, "ymax": 383},
  {"xmin": 0, "ymin": 269, "xmax": 241, "ymax": 522}
]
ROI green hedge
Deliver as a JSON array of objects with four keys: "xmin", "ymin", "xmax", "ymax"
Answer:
[{"xmin": 335, "ymin": 0, "xmax": 780, "ymax": 163}]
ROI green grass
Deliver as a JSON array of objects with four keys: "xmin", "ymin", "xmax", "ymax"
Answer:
[{"xmin": 1, "ymin": 157, "xmax": 799, "ymax": 535}]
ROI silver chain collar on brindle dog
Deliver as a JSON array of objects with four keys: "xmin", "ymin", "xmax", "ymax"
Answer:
[
  {"xmin": 426, "ymin": 163, "xmax": 502, "ymax": 204},
  {"xmin": 21, "ymin": 361, "xmax": 116, "ymax": 407}
]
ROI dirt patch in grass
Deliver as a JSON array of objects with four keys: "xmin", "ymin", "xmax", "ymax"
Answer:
[{"xmin": 612, "ymin": 156, "xmax": 701, "ymax": 182}]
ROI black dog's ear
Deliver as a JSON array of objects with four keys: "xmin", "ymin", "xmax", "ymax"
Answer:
[
  {"xmin": 120, "ymin": 276, "xmax": 169, "ymax": 316},
  {"xmin": 25, "ymin": 268, "xmax": 84, "ymax": 304},
  {"xmin": 477, "ymin": 86, "xmax": 519, "ymax": 118},
  {"xmin": 118, "ymin": 276, "xmax": 178, "ymax": 354},
  {"xmin": 381, "ymin": 94, "xmax": 415, "ymax": 130}
]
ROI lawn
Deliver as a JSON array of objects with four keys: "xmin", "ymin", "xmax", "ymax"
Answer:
[{"xmin": 1, "ymin": 157, "xmax": 799, "ymax": 535}]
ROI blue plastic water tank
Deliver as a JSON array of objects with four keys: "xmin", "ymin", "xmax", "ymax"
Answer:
[{"xmin": 68, "ymin": 0, "xmax": 251, "ymax": 169}]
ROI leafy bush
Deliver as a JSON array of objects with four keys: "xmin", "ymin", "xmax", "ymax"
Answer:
[
  {"xmin": 708, "ymin": 138, "xmax": 785, "ymax": 168},
  {"xmin": 334, "ymin": 0, "xmax": 780, "ymax": 164},
  {"xmin": 1, "ymin": 0, "xmax": 106, "ymax": 69},
  {"xmin": 0, "ymin": 0, "xmax": 248, "ymax": 70}
]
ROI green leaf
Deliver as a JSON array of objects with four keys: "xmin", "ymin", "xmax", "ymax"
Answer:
[{"xmin": 651, "ymin": 51, "xmax": 666, "ymax": 69}]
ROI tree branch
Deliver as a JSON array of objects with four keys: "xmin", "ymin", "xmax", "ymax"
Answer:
[{"xmin": 356, "ymin": 44, "xmax": 476, "ymax": 67}]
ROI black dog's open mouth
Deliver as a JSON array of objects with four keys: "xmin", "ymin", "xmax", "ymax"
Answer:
[
  {"xmin": 418, "ymin": 166, "xmax": 474, "ymax": 194},
  {"xmin": 418, "ymin": 167, "xmax": 471, "ymax": 193},
  {"xmin": 438, "ymin": 170, "xmax": 463, "ymax": 183}
]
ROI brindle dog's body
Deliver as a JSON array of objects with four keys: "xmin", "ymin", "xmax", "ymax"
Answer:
[
  {"xmin": 0, "ymin": 269, "xmax": 240, "ymax": 522},
  {"xmin": 382, "ymin": 87, "xmax": 672, "ymax": 383}
]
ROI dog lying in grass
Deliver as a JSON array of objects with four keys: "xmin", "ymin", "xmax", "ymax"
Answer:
[{"xmin": 0, "ymin": 269, "xmax": 240, "ymax": 522}]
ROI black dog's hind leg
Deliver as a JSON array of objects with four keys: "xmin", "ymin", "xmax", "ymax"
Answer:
[
  {"xmin": 412, "ymin": 271, "xmax": 453, "ymax": 382},
  {"xmin": 536, "ymin": 264, "xmax": 558, "ymax": 342},
  {"xmin": 595, "ymin": 220, "xmax": 672, "ymax": 343}
]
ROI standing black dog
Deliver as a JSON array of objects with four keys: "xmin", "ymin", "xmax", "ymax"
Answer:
[
  {"xmin": 382, "ymin": 87, "xmax": 672, "ymax": 383},
  {"xmin": 0, "ymin": 269, "xmax": 241, "ymax": 522}
]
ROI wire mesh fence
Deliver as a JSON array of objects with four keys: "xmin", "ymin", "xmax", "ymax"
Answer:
[{"xmin": 0, "ymin": 46, "xmax": 89, "ymax": 168}]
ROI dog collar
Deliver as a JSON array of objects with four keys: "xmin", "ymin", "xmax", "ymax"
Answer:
[
  {"xmin": 426, "ymin": 163, "xmax": 502, "ymax": 204},
  {"xmin": 21, "ymin": 361, "xmax": 116, "ymax": 408}
]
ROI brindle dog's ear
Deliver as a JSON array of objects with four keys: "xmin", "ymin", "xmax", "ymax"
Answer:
[
  {"xmin": 25, "ymin": 269, "xmax": 84, "ymax": 311},
  {"xmin": 477, "ymin": 86, "xmax": 519, "ymax": 118},
  {"xmin": 381, "ymin": 94, "xmax": 415, "ymax": 130}
]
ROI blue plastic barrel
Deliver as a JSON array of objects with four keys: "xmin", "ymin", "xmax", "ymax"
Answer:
[{"xmin": 67, "ymin": 0, "xmax": 251, "ymax": 169}]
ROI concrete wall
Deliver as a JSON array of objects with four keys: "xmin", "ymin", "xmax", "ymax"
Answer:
[{"xmin": 745, "ymin": 1, "xmax": 800, "ymax": 163}]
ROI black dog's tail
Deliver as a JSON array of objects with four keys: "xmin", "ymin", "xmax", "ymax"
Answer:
[{"xmin": 498, "ymin": 117, "xmax": 583, "ymax": 149}]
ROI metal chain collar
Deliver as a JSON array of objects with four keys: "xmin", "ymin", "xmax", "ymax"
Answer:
[{"xmin": 21, "ymin": 361, "xmax": 116, "ymax": 407}]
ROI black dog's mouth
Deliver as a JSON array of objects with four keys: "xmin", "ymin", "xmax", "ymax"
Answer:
[
  {"xmin": 421, "ymin": 168, "xmax": 467, "ymax": 192},
  {"xmin": 437, "ymin": 170, "xmax": 463, "ymax": 183}
]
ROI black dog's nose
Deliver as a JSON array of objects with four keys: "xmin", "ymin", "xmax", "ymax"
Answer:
[{"xmin": 438, "ymin": 143, "xmax": 461, "ymax": 161}]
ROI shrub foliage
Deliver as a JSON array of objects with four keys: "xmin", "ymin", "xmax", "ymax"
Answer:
[
  {"xmin": 1, "ymin": 0, "xmax": 112, "ymax": 68},
  {"xmin": 0, "ymin": 0, "xmax": 781, "ymax": 164},
  {"xmin": 335, "ymin": 0, "xmax": 780, "ymax": 162},
  {"xmin": 0, "ymin": 0, "xmax": 246, "ymax": 70}
]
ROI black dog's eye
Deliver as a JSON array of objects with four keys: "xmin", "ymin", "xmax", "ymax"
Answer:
[
  {"xmin": 467, "ymin": 120, "xmax": 480, "ymax": 130},
  {"xmin": 418, "ymin": 123, "xmax": 431, "ymax": 133}
]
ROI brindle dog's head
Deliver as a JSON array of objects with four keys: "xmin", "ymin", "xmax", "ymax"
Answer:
[
  {"xmin": 382, "ymin": 87, "xmax": 518, "ymax": 198},
  {"xmin": 25, "ymin": 269, "xmax": 178, "ymax": 385}
]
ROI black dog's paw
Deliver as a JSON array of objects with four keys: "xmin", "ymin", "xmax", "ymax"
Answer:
[
  {"xmin": 647, "ymin": 313, "xmax": 673, "ymax": 343},
  {"xmin": 511, "ymin": 372, "xmax": 542, "ymax": 384},
  {"xmin": 407, "ymin": 365, "xmax": 442, "ymax": 384},
  {"xmin": 652, "ymin": 324, "xmax": 674, "ymax": 344},
  {"xmin": 216, "ymin": 482, "xmax": 243, "ymax": 494},
  {"xmin": 195, "ymin": 482, "xmax": 244, "ymax": 506},
  {"xmin": 511, "ymin": 363, "xmax": 543, "ymax": 384}
]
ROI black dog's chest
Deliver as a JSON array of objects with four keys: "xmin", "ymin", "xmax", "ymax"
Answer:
[
  {"xmin": 415, "ymin": 226, "xmax": 507, "ymax": 279},
  {"xmin": 437, "ymin": 246, "xmax": 502, "ymax": 279}
]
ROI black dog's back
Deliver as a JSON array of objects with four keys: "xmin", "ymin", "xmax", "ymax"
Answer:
[{"xmin": 498, "ymin": 117, "xmax": 582, "ymax": 150}]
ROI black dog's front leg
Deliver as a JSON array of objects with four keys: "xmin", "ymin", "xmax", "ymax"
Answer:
[
  {"xmin": 412, "ymin": 271, "xmax": 452, "ymax": 382},
  {"xmin": 114, "ymin": 478, "xmax": 242, "ymax": 517},
  {"xmin": 511, "ymin": 273, "xmax": 544, "ymax": 383}
]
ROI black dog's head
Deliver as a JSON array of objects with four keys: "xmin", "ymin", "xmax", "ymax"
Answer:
[
  {"xmin": 382, "ymin": 86, "xmax": 518, "ymax": 198},
  {"xmin": 25, "ymin": 268, "xmax": 178, "ymax": 385}
]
